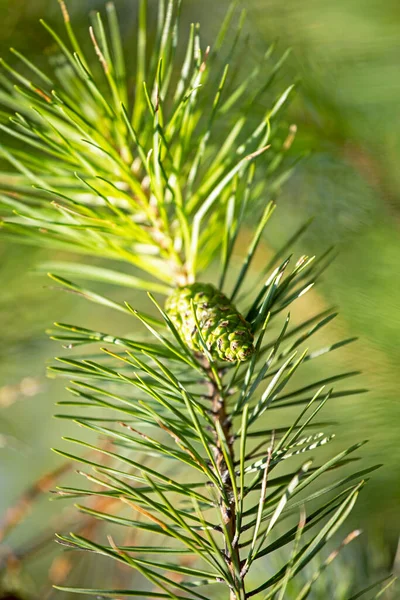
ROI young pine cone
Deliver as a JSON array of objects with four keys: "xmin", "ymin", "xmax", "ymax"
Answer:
[{"xmin": 165, "ymin": 283, "xmax": 255, "ymax": 362}]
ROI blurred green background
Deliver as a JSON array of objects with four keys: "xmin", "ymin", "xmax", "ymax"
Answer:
[{"xmin": 1, "ymin": 0, "xmax": 399, "ymax": 597}]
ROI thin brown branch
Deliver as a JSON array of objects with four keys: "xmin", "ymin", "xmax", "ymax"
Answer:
[
  {"xmin": 208, "ymin": 372, "xmax": 244, "ymax": 600},
  {"xmin": 0, "ymin": 461, "xmax": 73, "ymax": 543}
]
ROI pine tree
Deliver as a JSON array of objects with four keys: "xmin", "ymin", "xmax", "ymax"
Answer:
[{"xmin": 0, "ymin": 1, "xmax": 389, "ymax": 598}]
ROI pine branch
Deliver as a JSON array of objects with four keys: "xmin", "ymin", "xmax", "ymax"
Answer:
[
  {"xmin": 208, "ymin": 369, "xmax": 243, "ymax": 599},
  {"xmin": 0, "ymin": 1, "xmax": 380, "ymax": 598}
]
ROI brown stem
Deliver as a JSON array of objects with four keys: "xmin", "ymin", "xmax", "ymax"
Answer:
[{"xmin": 208, "ymin": 375, "xmax": 244, "ymax": 600}]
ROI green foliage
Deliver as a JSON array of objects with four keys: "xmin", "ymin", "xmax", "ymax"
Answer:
[
  {"xmin": 0, "ymin": 1, "xmax": 391, "ymax": 599},
  {"xmin": 0, "ymin": 0, "xmax": 294, "ymax": 288}
]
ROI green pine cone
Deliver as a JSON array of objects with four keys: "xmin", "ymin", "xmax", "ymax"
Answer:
[{"xmin": 165, "ymin": 283, "xmax": 255, "ymax": 362}]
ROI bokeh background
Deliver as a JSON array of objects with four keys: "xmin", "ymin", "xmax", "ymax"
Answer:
[{"xmin": 0, "ymin": 0, "xmax": 399, "ymax": 597}]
